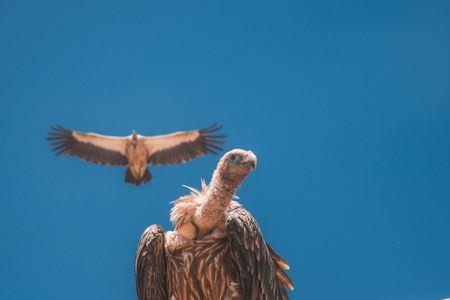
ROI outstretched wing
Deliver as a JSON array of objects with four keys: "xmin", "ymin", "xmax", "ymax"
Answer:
[
  {"xmin": 135, "ymin": 224, "xmax": 168, "ymax": 300},
  {"xmin": 226, "ymin": 207, "xmax": 294, "ymax": 300},
  {"xmin": 144, "ymin": 124, "xmax": 226, "ymax": 166},
  {"xmin": 47, "ymin": 126, "xmax": 129, "ymax": 166}
]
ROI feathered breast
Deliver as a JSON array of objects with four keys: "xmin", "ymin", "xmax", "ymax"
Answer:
[{"xmin": 167, "ymin": 238, "xmax": 243, "ymax": 300}]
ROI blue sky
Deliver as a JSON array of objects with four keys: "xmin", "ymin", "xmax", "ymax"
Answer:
[{"xmin": 1, "ymin": 0, "xmax": 450, "ymax": 299}]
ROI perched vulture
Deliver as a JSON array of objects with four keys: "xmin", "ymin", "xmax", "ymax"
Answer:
[
  {"xmin": 47, "ymin": 124, "xmax": 225, "ymax": 185},
  {"xmin": 135, "ymin": 149, "xmax": 294, "ymax": 300}
]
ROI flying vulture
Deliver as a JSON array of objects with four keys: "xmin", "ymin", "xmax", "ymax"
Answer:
[
  {"xmin": 135, "ymin": 149, "xmax": 294, "ymax": 300},
  {"xmin": 47, "ymin": 124, "xmax": 225, "ymax": 185}
]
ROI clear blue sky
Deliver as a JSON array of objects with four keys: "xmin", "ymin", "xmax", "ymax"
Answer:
[{"xmin": 1, "ymin": 1, "xmax": 449, "ymax": 299}]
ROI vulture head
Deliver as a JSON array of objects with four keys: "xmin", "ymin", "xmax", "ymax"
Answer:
[
  {"xmin": 131, "ymin": 130, "xmax": 138, "ymax": 145},
  {"xmin": 216, "ymin": 149, "xmax": 257, "ymax": 183}
]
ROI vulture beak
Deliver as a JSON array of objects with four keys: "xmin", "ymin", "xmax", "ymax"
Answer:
[{"xmin": 242, "ymin": 151, "xmax": 257, "ymax": 170}]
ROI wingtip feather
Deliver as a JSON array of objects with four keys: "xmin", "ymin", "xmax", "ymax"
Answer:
[{"xmin": 200, "ymin": 124, "xmax": 223, "ymax": 133}]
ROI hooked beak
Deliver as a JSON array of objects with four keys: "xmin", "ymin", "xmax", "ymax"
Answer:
[{"xmin": 241, "ymin": 151, "xmax": 257, "ymax": 170}]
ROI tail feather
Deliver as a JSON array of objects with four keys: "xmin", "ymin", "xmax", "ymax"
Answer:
[{"xmin": 125, "ymin": 168, "xmax": 153, "ymax": 186}]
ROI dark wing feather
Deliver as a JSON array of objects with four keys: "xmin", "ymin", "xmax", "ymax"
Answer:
[
  {"xmin": 135, "ymin": 224, "xmax": 168, "ymax": 300},
  {"xmin": 267, "ymin": 243, "xmax": 294, "ymax": 298},
  {"xmin": 226, "ymin": 207, "xmax": 293, "ymax": 300},
  {"xmin": 47, "ymin": 126, "xmax": 129, "ymax": 166},
  {"xmin": 144, "ymin": 124, "xmax": 226, "ymax": 166}
]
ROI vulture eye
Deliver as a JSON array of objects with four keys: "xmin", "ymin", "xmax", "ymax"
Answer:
[{"xmin": 229, "ymin": 154, "xmax": 237, "ymax": 161}]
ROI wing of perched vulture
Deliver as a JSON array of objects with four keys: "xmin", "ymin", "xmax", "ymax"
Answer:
[
  {"xmin": 144, "ymin": 124, "xmax": 226, "ymax": 166},
  {"xmin": 47, "ymin": 126, "xmax": 129, "ymax": 166},
  {"xmin": 226, "ymin": 207, "xmax": 294, "ymax": 300},
  {"xmin": 134, "ymin": 224, "xmax": 168, "ymax": 300}
]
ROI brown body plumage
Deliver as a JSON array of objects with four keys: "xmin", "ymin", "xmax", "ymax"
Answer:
[
  {"xmin": 135, "ymin": 149, "xmax": 294, "ymax": 300},
  {"xmin": 47, "ymin": 124, "xmax": 225, "ymax": 185}
]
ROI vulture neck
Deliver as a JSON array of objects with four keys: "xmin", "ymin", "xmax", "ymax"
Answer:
[{"xmin": 199, "ymin": 170, "xmax": 242, "ymax": 224}]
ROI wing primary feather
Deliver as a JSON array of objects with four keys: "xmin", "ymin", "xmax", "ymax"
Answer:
[
  {"xmin": 199, "ymin": 123, "xmax": 219, "ymax": 132},
  {"xmin": 226, "ymin": 207, "xmax": 293, "ymax": 299},
  {"xmin": 205, "ymin": 134, "xmax": 227, "ymax": 139},
  {"xmin": 200, "ymin": 125, "xmax": 222, "ymax": 133},
  {"xmin": 205, "ymin": 147, "xmax": 218, "ymax": 155},
  {"xmin": 146, "ymin": 124, "xmax": 226, "ymax": 166},
  {"xmin": 47, "ymin": 126, "xmax": 128, "ymax": 166},
  {"xmin": 205, "ymin": 143, "xmax": 223, "ymax": 151},
  {"xmin": 266, "ymin": 243, "xmax": 290, "ymax": 270}
]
